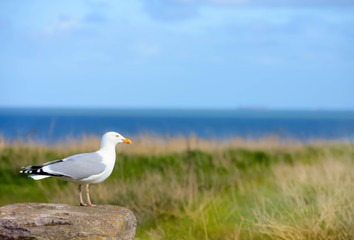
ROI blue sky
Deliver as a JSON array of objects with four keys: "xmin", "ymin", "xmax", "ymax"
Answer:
[{"xmin": 0, "ymin": 0, "xmax": 353, "ymax": 109}]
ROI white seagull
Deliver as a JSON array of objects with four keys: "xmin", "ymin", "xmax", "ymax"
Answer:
[{"xmin": 20, "ymin": 131, "xmax": 131, "ymax": 206}]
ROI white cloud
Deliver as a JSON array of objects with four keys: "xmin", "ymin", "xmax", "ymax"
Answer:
[
  {"xmin": 44, "ymin": 17, "xmax": 81, "ymax": 36},
  {"xmin": 140, "ymin": 0, "xmax": 354, "ymax": 21}
]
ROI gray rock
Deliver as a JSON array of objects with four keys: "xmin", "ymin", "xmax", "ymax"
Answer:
[{"xmin": 0, "ymin": 203, "xmax": 137, "ymax": 240}]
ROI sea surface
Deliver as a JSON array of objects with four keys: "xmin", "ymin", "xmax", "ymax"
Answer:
[{"xmin": 0, "ymin": 108, "xmax": 354, "ymax": 143}]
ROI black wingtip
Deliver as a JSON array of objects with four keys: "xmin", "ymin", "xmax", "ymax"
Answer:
[
  {"xmin": 20, "ymin": 169, "xmax": 45, "ymax": 174},
  {"xmin": 19, "ymin": 168, "xmax": 67, "ymax": 178}
]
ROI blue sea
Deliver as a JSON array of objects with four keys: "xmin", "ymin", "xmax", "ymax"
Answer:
[{"xmin": 0, "ymin": 108, "xmax": 354, "ymax": 143}]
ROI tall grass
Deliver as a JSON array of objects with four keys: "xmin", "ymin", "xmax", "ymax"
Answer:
[{"xmin": 0, "ymin": 135, "xmax": 353, "ymax": 239}]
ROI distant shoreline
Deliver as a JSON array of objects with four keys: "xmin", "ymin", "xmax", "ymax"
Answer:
[{"xmin": 1, "ymin": 108, "xmax": 353, "ymax": 143}]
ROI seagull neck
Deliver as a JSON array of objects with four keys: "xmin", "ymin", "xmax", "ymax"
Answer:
[{"xmin": 98, "ymin": 141, "xmax": 116, "ymax": 154}]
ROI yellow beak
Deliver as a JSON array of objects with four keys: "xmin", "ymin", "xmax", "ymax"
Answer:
[{"xmin": 122, "ymin": 138, "xmax": 132, "ymax": 144}]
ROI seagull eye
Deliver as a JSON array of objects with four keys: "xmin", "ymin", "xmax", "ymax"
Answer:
[{"xmin": 116, "ymin": 135, "xmax": 119, "ymax": 138}]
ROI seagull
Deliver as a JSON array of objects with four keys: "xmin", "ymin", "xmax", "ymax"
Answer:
[{"xmin": 20, "ymin": 131, "xmax": 131, "ymax": 206}]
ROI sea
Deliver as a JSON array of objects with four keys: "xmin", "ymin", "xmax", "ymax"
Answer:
[{"xmin": 0, "ymin": 108, "xmax": 354, "ymax": 143}]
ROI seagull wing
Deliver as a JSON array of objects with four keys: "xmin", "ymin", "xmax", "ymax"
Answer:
[{"xmin": 21, "ymin": 152, "xmax": 106, "ymax": 180}]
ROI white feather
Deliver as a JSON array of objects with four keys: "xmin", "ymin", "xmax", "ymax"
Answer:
[{"xmin": 29, "ymin": 174, "xmax": 51, "ymax": 180}]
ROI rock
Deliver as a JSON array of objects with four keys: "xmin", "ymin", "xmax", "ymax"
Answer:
[{"xmin": 0, "ymin": 203, "xmax": 137, "ymax": 240}]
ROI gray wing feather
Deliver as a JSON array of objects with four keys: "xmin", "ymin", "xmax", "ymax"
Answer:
[
  {"xmin": 22, "ymin": 159, "xmax": 63, "ymax": 170},
  {"xmin": 46, "ymin": 152, "xmax": 106, "ymax": 179}
]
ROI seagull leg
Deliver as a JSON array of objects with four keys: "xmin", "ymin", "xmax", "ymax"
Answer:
[
  {"xmin": 86, "ymin": 184, "xmax": 96, "ymax": 207},
  {"xmin": 78, "ymin": 185, "xmax": 87, "ymax": 206}
]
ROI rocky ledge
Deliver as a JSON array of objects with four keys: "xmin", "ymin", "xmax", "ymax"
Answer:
[{"xmin": 0, "ymin": 203, "xmax": 136, "ymax": 240}]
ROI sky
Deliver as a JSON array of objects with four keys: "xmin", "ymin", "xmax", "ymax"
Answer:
[{"xmin": 0, "ymin": 0, "xmax": 353, "ymax": 110}]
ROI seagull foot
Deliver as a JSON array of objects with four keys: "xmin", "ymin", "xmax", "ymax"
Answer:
[
  {"xmin": 80, "ymin": 202, "xmax": 87, "ymax": 207},
  {"xmin": 87, "ymin": 203, "xmax": 96, "ymax": 207}
]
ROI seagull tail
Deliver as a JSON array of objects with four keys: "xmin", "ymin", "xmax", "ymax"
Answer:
[
  {"xmin": 20, "ymin": 162, "xmax": 66, "ymax": 180},
  {"xmin": 20, "ymin": 167, "xmax": 52, "ymax": 180}
]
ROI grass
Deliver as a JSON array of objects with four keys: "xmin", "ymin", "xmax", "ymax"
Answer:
[{"xmin": 0, "ymin": 135, "xmax": 353, "ymax": 239}]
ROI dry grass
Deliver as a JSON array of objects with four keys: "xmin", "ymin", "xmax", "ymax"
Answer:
[{"xmin": 253, "ymin": 157, "xmax": 354, "ymax": 240}]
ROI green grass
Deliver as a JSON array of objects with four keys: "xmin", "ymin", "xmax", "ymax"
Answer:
[{"xmin": 0, "ymin": 138, "xmax": 353, "ymax": 239}]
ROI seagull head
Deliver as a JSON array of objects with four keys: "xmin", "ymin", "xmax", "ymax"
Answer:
[{"xmin": 101, "ymin": 131, "xmax": 132, "ymax": 148}]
